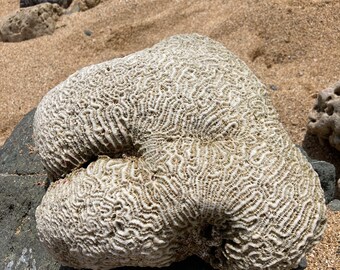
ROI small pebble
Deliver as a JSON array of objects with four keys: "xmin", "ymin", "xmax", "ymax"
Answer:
[
  {"xmin": 291, "ymin": 120, "xmax": 299, "ymax": 126},
  {"xmin": 294, "ymin": 257, "xmax": 307, "ymax": 269},
  {"xmin": 84, "ymin": 29, "xmax": 93, "ymax": 36},
  {"xmin": 327, "ymin": 199, "xmax": 340, "ymax": 211},
  {"xmin": 64, "ymin": 3, "xmax": 80, "ymax": 15},
  {"xmin": 270, "ymin": 84, "xmax": 278, "ymax": 91}
]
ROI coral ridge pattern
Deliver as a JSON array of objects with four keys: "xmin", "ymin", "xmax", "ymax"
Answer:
[{"xmin": 33, "ymin": 34, "xmax": 326, "ymax": 270}]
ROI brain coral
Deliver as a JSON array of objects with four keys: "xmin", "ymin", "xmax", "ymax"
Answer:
[{"xmin": 34, "ymin": 34, "xmax": 326, "ymax": 270}]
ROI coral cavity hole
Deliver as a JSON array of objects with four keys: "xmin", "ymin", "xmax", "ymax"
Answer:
[
  {"xmin": 309, "ymin": 117, "xmax": 316, "ymax": 123},
  {"xmin": 80, "ymin": 147, "xmax": 141, "ymax": 169},
  {"xmin": 201, "ymin": 223, "xmax": 214, "ymax": 240},
  {"xmin": 326, "ymin": 105, "xmax": 334, "ymax": 116},
  {"xmin": 81, "ymin": 155, "xmax": 99, "ymax": 169},
  {"xmin": 313, "ymin": 104, "xmax": 321, "ymax": 112},
  {"xmin": 334, "ymin": 85, "xmax": 340, "ymax": 96}
]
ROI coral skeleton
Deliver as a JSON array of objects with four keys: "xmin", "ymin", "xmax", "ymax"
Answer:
[{"xmin": 34, "ymin": 34, "xmax": 326, "ymax": 270}]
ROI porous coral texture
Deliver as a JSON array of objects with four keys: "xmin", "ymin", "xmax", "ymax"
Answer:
[
  {"xmin": 0, "ymin": 3, "xmax": 62, "ymax": 42},
  {"xmin": 34, "ymin": 34, "xmax": 327, "ymax": 270},
  {"xmin": 308, "ymin": 81, "xmax": 340, "ymax": 151}
]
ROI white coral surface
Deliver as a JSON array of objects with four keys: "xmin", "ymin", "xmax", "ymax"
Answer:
[{"xmin": 34, "ymin": 34, "xmax": 326, "ymax": 270}]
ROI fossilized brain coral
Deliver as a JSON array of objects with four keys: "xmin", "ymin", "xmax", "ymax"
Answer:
[
  {"xmin": 34, "ymin": 34, "xmax": 326, "ymax": 270},
  {"xmin": 308, "ymin": 81, "xmax": 340, "ymax": 151}
]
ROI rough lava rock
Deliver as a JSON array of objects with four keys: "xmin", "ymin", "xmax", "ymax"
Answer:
[
  {"xmin": 298, "ymin": 147, "xmax": 336, "ymax": 203},
  {"xmin": 33, "ymin": 34, "xmax": 326, "ymax": 270},
  {"xmin": 20, "ymin": 0, "xmax": 73, "ymax": 9},
  {"xmin": 0, "ymin": 109, "xmax": 55, "ymax": 269},
  {"xmin": 308, "ymin": 81, "xmax": 340, "ymax": 151},
  {"xmin": 0, "ymin": 3, "xmax": 62, "ymax": 42},
  {"xmin": 308, "ymin": 160, "xmax": 336, "ymax": 203}
]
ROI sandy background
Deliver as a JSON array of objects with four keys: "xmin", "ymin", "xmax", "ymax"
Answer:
[{"xmin": 0, "ymin": 0, "xmax": 339, "ymax": 269}]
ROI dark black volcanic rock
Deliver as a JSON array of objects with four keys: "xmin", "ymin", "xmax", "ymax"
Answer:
[
  {"xmin": 0, "ymin": 109, "xmax": 58, "ymax": 269},
  {"xmin": 298, "ymin": 146, "xmax": 336, "ymax": 203},
  {"xmin": 20, "ymin": 0, "xmax": 73, "ymax": 8},
  {"xmin": 0, "ymin": 109, "xmax": 44, "ymax": 175},
  {"xmin": 312, "ymin": 160, "xmax": 337, "ymax": 203}
]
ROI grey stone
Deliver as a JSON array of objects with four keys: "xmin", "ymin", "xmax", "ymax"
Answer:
[
  {"xmin": 0, "ymin": 109, "xmax": 44, "ymax": 175},
  {"xmin": 84, "ymin": 29, "xmax": 92, "ymax": 36},
  {"xmin": 0, "ymin": 109, "xmax": 57, "ymax": 269},
  {"xmin": 327, "ymin": 199, "xmax": 340, "ymax": 211},
  {"xmin": 270, "ymin": 84, "xmax": 278, "ymax": 91},
  {"xmin": 311, "ymin": 160, "xmax": 336, "ymax": 203},
  {"xmin": 20, "ymin": 0, "xmax": 73, "ymax": 9},
  {"xmin": 298, "ymin": 146, "xmax": 336, "ymax": 203},
  {"xmin": 0, "ymin": 175, "xmax": 58, "ymax": 269},
  {"xmin": 294, "ymin": 257, "xmax": 307, "ymax": 270}
]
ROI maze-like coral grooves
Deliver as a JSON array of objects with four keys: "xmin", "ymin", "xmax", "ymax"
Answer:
[{"xmin": 34, "ymin": 34, "xmax": 326, "ymax": 270}]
